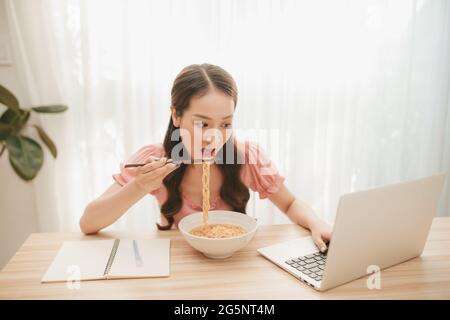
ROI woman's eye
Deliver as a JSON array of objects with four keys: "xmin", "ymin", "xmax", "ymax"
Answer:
[
  {"xmin": 194, "ymin": 121, "xmax": 208, "ymax": 128},
  {"xmin": 222, "ymin": 123, "xmax": 232, "ymax": 128}
]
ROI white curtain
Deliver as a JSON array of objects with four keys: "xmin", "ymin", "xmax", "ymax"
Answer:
[{"xmin": 5, "ymin": 0, "xmax": 450, "ymax": 232}]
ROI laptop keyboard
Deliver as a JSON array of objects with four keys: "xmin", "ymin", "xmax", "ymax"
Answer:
[{"xmin": 285, "ymin": 252, "xmax": 327, "ymax": 281}]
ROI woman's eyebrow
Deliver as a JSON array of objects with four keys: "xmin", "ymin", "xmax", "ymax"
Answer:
[{"xmin": 192, "ymin": 114, "xmax": 233, "ymax": 120}]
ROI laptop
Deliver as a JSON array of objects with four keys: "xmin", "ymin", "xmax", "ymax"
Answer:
[{"xmin": 258, "ymin": 173, "xmax": 446, "ymax": 291}]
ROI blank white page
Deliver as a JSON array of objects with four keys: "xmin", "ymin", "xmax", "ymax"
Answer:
[{"xmin": 41, "ymin": 240, "xmax": 114, "ymax": 283}]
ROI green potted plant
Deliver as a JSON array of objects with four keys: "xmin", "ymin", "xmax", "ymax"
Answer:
[{"xmin": 0, "ymin": 84, "xmax": 68, "ymax": 181}]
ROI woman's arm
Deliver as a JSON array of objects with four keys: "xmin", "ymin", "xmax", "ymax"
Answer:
[
  {"xmin": 80, "ymin": 157, "xmax": 177, "ymax": 234},
  {"xmin": 79, "ymin": 180, "xmax": 148, "ymax": 234},
  {"xmin": 268, "ymin": 183, "xmax": 332, "ymax": 252}
]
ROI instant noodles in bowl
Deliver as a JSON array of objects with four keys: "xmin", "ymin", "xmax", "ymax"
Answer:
[
  {"xmin": 189, "ymin": 223, "xmax": 247, "ymax": 239},
  {"xmin": 178, "ymin": 211, "xmax": 258, "ymax": 259}
]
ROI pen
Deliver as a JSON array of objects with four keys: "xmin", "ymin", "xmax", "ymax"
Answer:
[{"xmin": 132, "ymin": 240, "xmax": 143, "ymax": 268}]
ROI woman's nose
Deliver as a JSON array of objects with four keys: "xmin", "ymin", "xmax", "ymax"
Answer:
[{"xmin": 205, "ymin": 135, "xmax": 214, "ymax": 143}]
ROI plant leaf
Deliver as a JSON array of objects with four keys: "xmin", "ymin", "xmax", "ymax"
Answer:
[
  {"xmin": 0, "ymin": 84, "xmax": 20, "ymax": 110},
  {"xmin": 0, "ymin": 109, "xmax": 20, "ymax": 123},
  {"xmin": 33, "ymin": 124, "xmax": 57, "ymax": 158},
  {"xmin": 17, "ymin": 109, "xmax": 30, "ymax": 132},
  {"xmin": 0, "ymin": 110, "xmax": 19, "ymax": 141},
  {"xmin": 0, "ymin": 109, "xmax": 30, "ymax": 140},
  {"xmin": 0, "ymin": 122, "xmax": 13, "ymax": 141},
  {"xmin": 31, "ymin": 105, "xmax": 68, "ymax": 113},
  {"xmin": 6, "ymin": 135, "xmax": 43, "ymax": 181}
]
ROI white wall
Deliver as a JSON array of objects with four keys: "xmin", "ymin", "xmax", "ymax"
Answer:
[{"xmin": 0, "ymin": 0, "xmax": 39, "ymax": 270}]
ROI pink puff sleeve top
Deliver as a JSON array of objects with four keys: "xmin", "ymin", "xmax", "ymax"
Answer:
[{"xmin": 112, "ymin": 140, "xmax": 285, "ymax": 229}]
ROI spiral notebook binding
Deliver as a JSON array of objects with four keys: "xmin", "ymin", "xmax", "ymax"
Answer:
[{"xmin": 103, "ymin": 239, "xmax": 120, "ymax": 276}]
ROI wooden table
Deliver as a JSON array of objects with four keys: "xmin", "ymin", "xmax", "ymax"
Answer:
[{"xmin": 1, "ymin": 218, "xmax": 449, "ymax": 299}]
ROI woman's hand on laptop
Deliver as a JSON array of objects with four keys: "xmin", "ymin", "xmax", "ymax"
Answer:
[
  {"xmin": 310, "ymin": 221, "xmax": 332, "ymax": 253},
  {"xmin": 267, "ymin": 185, "xmax": 333, "ymax": 253}
]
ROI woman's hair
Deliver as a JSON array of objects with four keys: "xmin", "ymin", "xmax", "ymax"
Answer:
[{"xmin": 156, "ymin": 63, "xmax": 250, "ymax": 230}]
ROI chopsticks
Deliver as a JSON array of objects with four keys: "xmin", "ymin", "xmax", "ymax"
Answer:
[
  {"xmin": 124, "ymin": 157, "xmax": 181, "ymax": 168},
  {"xmin": 124, "ymin": 156, "xmax": 215, "ymax": 168}
]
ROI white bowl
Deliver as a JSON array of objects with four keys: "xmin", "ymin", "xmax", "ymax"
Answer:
[{"xmin": 178, "ymin": 210, "xmax": 258, "ymax": 259}]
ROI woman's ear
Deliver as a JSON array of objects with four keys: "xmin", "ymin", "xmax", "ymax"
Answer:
[{"xmin": 171, "ymin": 107, "xmax": 181, "ymax": 127}]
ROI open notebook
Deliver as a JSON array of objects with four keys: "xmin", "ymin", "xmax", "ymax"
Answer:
[{"xmin": 41, "ymin": 238, "xmax": 170, "ymax": 283}]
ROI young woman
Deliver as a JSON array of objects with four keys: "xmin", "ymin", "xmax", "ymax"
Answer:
[{"xmin": 80, "ymin": 63, "xmax": 332, "ymax": 252}]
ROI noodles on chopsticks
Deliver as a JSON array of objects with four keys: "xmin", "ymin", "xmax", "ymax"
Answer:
[
  {"xmin": 202, "ymin": 161, "xmax": 211, "ymax": 225},
  {"xmin": 189, "ymin": 157, "xmax": 247, "ymax": 239}
]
